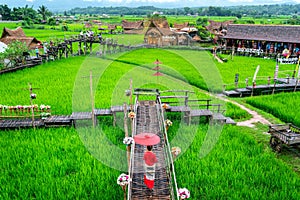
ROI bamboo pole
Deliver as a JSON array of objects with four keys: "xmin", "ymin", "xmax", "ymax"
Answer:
[
  {"xmin": 28, "ymin": 83, "xmax": 35, "ymax": 130},
  {"xmin": 90, "ymin": 70, "xmax": 95, "ymax": 127}
]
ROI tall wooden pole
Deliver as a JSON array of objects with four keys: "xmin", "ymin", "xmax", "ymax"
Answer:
[
  {"xmin": 90, "ymin": 70, "xmax": 95, "ymax": 127},
  {"xmin": 129, "ymin": 79, "xmax": 133, "ymax": 111},
  {"xmin": 29, "ymin": 83, "xmax": 35, "ymax": 130}
]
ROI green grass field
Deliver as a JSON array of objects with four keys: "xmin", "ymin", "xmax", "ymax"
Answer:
[
  {"xmin": 0, "ymin": 49, "xmax": 300, "ymax": 199},
  {"xmin": 1, "ymin": 22, "xmax": 300, "ymax": 199}
]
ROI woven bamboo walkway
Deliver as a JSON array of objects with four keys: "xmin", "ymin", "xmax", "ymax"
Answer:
[
  {"xmin": 223, "ymin": 78, "xmax": 300, "ymax": 97},
  {"xmin": 130, "ymin": 100, "xmax": 171, "ymax": 200},
  {"xmin": 0, "ymin": 115, "xmax": 72, "ymax": 129}
]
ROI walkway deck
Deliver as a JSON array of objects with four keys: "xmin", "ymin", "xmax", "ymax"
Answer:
[
  {"xmin": 224, "ymin": 78, "xmax": 300, "ymax": 97},
  {"xmin": 130, "ymin": 100, "xmax": 171, "ymax": 200}
]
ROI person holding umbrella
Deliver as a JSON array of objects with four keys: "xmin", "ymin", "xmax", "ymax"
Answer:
[
  {"xmin": 134, "ymin": 133, "xmax": 160, "ymax": 192},
  {"xmin": 143, "ymin": 145, "xmax": 157, "ymax": 189}
]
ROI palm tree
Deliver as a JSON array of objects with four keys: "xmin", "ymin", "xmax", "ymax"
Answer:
[{"xmin": 38, "ymin": 5, "xmax": 51, "ymax": 21}]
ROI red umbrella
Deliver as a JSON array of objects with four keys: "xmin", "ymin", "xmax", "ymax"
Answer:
[{"xmin": 134, "ymin": 133, "xmax": 160, "ymax": 146}]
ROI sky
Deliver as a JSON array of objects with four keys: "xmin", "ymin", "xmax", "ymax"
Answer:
[{"xmin": 0, "ymin": 0, "xmax": 299, "ymax": 11}]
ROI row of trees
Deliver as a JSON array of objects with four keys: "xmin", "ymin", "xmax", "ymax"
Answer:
[
  {"xmin": 68, "ymin": 4, "xmax": 300, "ymax": 17},
  {"xmin": 0, "ymin": 5, "xmax": 51, "ymax": 21}
]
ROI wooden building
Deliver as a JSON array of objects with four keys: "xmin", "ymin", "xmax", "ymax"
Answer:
[
  {"xmin": 122, "ymin": 20, "xmax": 144, "ymax": 34},
  {"xmin": 0, "ymin": 27, "xmax": 41, "ymax": 50},
  {"xmin": 144, "ymin": 20, "xmax": 191, "ymax": 46},
  {"xmin": 206, "ymin": 20, "xmax": 233, "ymax": 44},
  {"xmin": 223, "ymin": 24, "xmax": 300, "ymax": 57}
]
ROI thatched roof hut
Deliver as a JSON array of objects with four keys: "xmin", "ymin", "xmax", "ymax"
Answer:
[
  {"xmin": 0, "ymin": 27, "xmax": 41, "ymax": 50},
  {"xmin": 122, "ymin": 20, "xmax": 143, "ymax": 29},
  {"xmin": 144, "ymin": 20, "xmax": 177, "ymax": 46},
  {"xmin": 206, "ymin": 20, "xmax": 233, "ymax": 35}
]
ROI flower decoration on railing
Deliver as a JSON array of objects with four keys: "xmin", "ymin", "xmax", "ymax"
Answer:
[
  {"xmin": 40, "ymin": 112, "xmax": 51, "ymax": 119},
  {"xmin": 8, "ymin": 106, "xmax": 16, "ymax": 110},
  {"xmin": 171, "ymin": 146, "xmax": 181, "ymax": 157},
  {"xmin": 128, "ymin": 111, "xmax": 136, "ymax": 119},
  {"xmin": 17, "ymin": 105, "xmax": 24, "ymax": 110},
  {"xmin": 30, "ymin": 93, "xmax": 37, "ymax": 99},
  {"xmin": 165, "ymin": 119, "xmax": 173, "ymax": 127},
  {"xmin": 117, "ymin": 173, "xmax": 131, "ymax": 186},
  {"xmin": 0, "ymin": 104, "xmax": 51, "ymax": 113},
  {"xmin": 178, "ymin": 188, "xmax": 190, "ymax": 199},
  {"xmin": 40, "ymin": 105, "xmax": 51, "ymax": 111},
  {"xmin": 123, "ymin": 136, "xmax": 134, "ymax": 145},
  {"xmin": 162, "ymin": 103, "xmax": 169, "ymax": 109},
  {"xmin": 0, "ymin": 105, "xmax": 8, "ymax": 110}
]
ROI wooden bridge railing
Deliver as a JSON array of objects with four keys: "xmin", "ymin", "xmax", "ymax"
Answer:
[
  {"xmin": 0, "ymin": 105, "xmax": 51, "ymax": 119},
  {"xmin": 157, "ymin": 97, "xmax": 179, "ymax": 200}
]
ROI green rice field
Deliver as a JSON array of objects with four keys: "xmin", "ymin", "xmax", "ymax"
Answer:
[{"xmin": 0, "ymin": 28, "xmax": 300, "ymax": 199}]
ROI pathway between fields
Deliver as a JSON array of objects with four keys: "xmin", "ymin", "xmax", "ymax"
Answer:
[{"xmin": 216, "ymin": 94, "xmax": 271, "ymax": 128}]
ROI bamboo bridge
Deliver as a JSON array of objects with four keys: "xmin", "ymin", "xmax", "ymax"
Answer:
[
  {"xmin": 0, "ymin": 89, "xmax": 235, "ymax": 130},
  {"xmin": 127, "ymin": 89, "xmax": 177, "ymax": 199}
]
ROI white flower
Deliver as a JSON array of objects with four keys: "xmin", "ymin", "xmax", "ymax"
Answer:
[
  {"xmin": 178, "ymin": 188, "xmax": 190, "ymax": 199},
  {"xmin": 165, "ymin": 119, "xmax": 173, "ymax": 127},
  {"xmin": 30, "ymin": 94, "xmax": 37, "ymax": 99},
  {"xmin": 123, "ymin": 137, "xmax": 134, "ymax": 145},
  {"xmin": 40, "ymin": 104, "xmax": 46, "ymax": 110},
  {"xmin": 162, "ymin": 103, "xmax": 169, "ymax": 109},
  {"xmin": 117, "ymin": 173, "xmax": 131, "ymax": 186},
  {"xmin": 128, "ymin": 111, "xmax": 136, "ymax": 119},
  {"xmin": 172, "ymin": 147, "xmax": 181, "ymax": 156}
]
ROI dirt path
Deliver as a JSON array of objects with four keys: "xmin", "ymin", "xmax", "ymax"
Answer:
[{"xmin": 216, "ymin": 95, "xmax": 271, "ymax": 128}]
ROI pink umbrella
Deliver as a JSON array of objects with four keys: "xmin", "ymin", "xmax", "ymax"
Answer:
[{"xmin": 134, "ymin": 132, "xmax": 160, "ymax": 146}]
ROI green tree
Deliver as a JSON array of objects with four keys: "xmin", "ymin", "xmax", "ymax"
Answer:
[
  {"xmin": 0, "ymin": 5, "xmax": 11, "ymax": 20},
  {"xmin": 184, "ymin": 7, "xmax": 191, "ymax": 15},
  {"xmin": 0, "ymin": 41, "xmax": 29, "ymax": 69},
  {"xmin": 38, "ymin": 5, "xmax": 52, "ymax": 21}
]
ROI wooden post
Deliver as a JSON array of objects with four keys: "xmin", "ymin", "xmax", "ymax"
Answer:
[
  {"xmin": 70, "ymin": 42, "xmax": 73, "ymax": 56},
  {"xmin": 84, "ymin": 40, "xmax": 87, "ymax": 55},
  {"xmin": 64, "ymin": 45, "xmax": 67, "ymax": 58},
  {"xmin": 294, "ymin": 79, "xmax": 299, "ymax": 92},
  {"xmin": 272, "ymin": 79, "xmax": 277, "ymax": 95},
  {"xmin": 124, "ymin": 103, "xmax": 129, "ymax": 137},
  {"xmin": 251, "ymin": 82, "xmax": 255, "ymax": 97},
  {"xmin": 29, "ymin": 83, "xmax": 35, "ymax": 130},
  {"xmin": 129, "ymin": 79, "xmax": 133, "ymax": 111},
  {"xmin": 89, "ymin": 71, "xmax": 95, "ymax": 127},
  {"xmin": 123, "ymin": 103, "xmax": 131, "ymax": 169},
  {"xmin": 78, "ymin": 42, "xmax": 81, "ymax": 55},
  {"xmin": 90, "ymin": 42, "xmax": 93, "ymax": 54},
  {"xmin": 184, "ymin": 96, "xmax": 188, "ymax": 107}
]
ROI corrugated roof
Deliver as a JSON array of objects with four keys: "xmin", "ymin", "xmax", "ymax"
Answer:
[{"xmin": 224, "ymin": 24, "xmax": 300, "ymax": 43}]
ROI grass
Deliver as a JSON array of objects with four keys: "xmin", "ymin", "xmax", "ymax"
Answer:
[
  {"xmin": 167, "ymin": 123, "xmax": 300, "ymax": 199},
  {"xmin": 0, "ymin": 127, "xmax": 124, "ymax": 199},
  {"xmin": 245, "ymin": 92, "xmax": 300, "ymax": 127},
  {"xmin": 215, "ymin": 54, "xmax": 297, "ymax": 90},
  {"xmin": 0, "ymin": 47, "xmax": 300, "ymax": 199}
]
